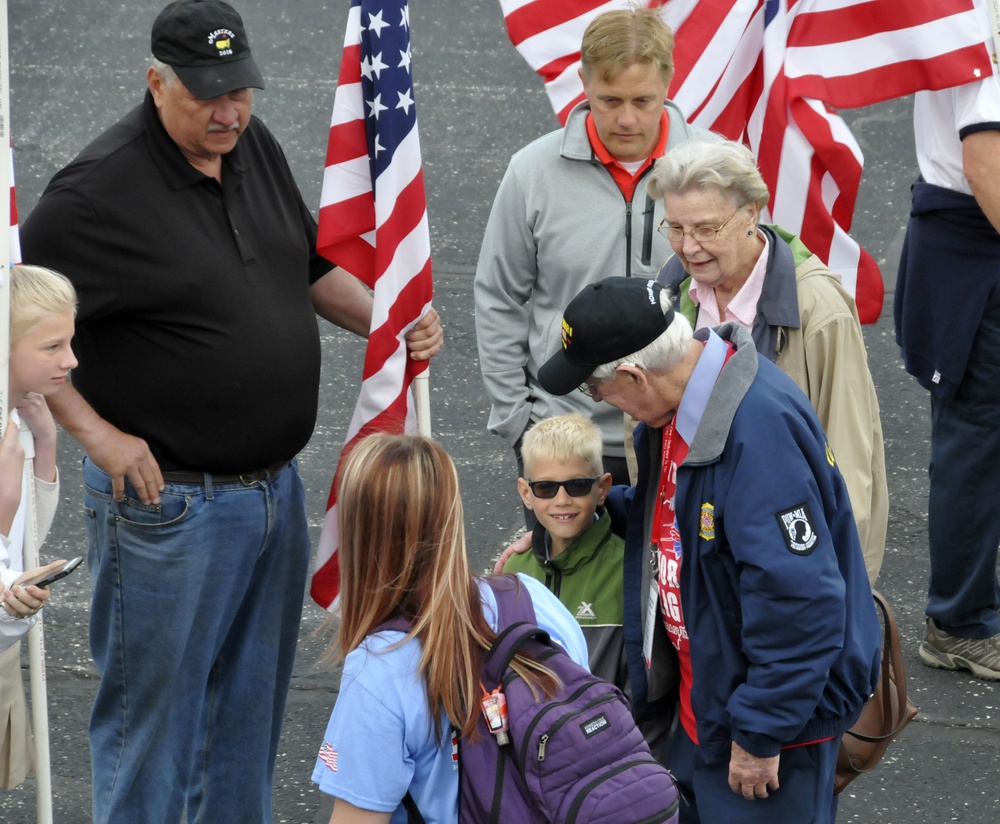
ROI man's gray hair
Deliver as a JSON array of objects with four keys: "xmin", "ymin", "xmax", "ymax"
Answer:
[
  {"xmin": 590, "ymin": 289, "xmax": 694, "ymax": 380},
  {"xmin": 647, "ymin": 139, "xmax": 771, "ymax": 209},
  {"xmin": 149, "ymin": 57, "xmax": 178, "ymax": 85}
]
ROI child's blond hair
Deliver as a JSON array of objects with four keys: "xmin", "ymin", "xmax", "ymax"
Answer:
[
  {"xmin": 10, "ymin": 264, "xmax": 78, "ymax": 343},
  {"xmin": 521, "ymin": 414, "xmax": 604, "ymax": 477}
]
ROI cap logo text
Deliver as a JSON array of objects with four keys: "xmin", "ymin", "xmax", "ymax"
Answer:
[
  {"xmin": 561, "ymin": 318, "xmax": 573, "ymax": 350},
  {"xmin": 646, "ymin": 279, "xmax": 657, "ymax": 304},
  {"xmin": 208, "ymin": 28, "xmax": 236, "ymax": 56}
]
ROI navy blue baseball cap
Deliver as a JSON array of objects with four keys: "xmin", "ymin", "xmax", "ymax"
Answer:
[{"xmin": 538, "ymin": 277, "xmax": 674, "ymax": 396}]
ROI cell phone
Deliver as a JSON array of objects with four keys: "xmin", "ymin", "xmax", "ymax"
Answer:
[{"xmin": 17, "ymin": 556, "xmax": 83, "ymax": 589}]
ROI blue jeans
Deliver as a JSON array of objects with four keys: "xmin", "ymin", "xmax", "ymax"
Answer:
[
  {"xmin": 927, "ymin": 286, "xmax": 1000, "ymax": 638},
  {"xmin": 83, "ymin": 457, "xmax": 311, "ymax": 823}
]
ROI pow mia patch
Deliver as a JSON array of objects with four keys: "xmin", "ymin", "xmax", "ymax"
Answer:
[{"xmin": 776, "ymin": 503, "xmax": 818, "ymax": 556}]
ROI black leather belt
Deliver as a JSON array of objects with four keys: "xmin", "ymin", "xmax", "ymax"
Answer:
[{"xmin": 160, "ymin": 461, "xmax": 290, "ymax": 487}]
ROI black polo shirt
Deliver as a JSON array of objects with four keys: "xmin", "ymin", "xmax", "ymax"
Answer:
[{"xmin": 21, "ymin": 92, "xmax": 332, "ymax": 472}]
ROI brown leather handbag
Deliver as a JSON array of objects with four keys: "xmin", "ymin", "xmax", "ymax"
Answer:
[{"xmin": 834, "ymin": 590, "xmax": 918, "ymax": 794}]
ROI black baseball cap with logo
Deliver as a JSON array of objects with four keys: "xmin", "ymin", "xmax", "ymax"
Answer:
[
  {"xmin": 151, "ymin": 0, "xmax": 265, "ymax": 98},
  {"xmin": 538, "ymin": 277, "xmax": 675, "ymax": 396}
]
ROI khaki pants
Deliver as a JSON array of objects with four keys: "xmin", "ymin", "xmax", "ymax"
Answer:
[{"xmin": 0, "ymin": 640, "xmax": 34, "ymax": 790}]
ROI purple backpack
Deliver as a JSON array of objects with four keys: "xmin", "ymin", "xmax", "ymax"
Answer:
[{"xmin": 393, "ymin": 575, "xmax": 680, "ymax": 824}]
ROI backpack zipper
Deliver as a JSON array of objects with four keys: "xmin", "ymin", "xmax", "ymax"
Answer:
[
  {"xmin": 534, "ymin": 693, "xmax": 619, "ymax": 762},
  {"xmin": 516, "ymin": 682, "xmax": 594, "ymax": 766}
]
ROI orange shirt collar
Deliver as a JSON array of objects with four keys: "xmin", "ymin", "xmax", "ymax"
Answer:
[{"xmin": 585, "ymin": 109, "xmax": 670, "ymax": 200}]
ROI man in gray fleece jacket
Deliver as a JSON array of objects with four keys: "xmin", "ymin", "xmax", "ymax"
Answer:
[{"xmin": 474, "ymin": 7, "xmax": 717, "ymax": 517}]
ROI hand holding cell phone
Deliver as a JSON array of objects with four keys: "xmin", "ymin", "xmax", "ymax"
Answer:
[
  {"xmin": 16, "ymin": 556, "xmax": 83, "ymax": 589},
  {"xmin": 3, "ymin": 557, "xmax": 82, "ymax": 620}
]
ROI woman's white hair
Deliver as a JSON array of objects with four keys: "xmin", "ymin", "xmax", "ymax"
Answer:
[
  {"xmin": 590, "ymin": 289, "xmax": 694, "ymax": 380},
  {"xmin": 647, "ymin": 138, "xmax": 771, "ymax": 209}
]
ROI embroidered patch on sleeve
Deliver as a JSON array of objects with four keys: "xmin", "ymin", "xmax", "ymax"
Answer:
[
  {"xmin": 776, "ymin": 503, "xmax": 819, "ymax": 556},
  {"xmin": 318, "ymin": 741, "xmax": 338, "ymax": 772},
  {"xmin": 699, "ymin": 502, "xmax": 715, "ymax": 540}
]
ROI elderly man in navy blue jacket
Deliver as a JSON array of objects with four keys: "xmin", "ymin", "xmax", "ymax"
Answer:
[{"xmin": 538, "ymin": 277, "xmax": 880, "ymax": 823}]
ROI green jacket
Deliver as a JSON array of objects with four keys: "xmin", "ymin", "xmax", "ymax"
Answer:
[{"xmin": 503, "ymin": 510, "xmax": 627, "ymax": 691}]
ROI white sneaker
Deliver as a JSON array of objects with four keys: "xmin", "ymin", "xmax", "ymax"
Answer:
[{"xmin": 919, "ymin": 618, "xmax": 1000, "ymax": 680}]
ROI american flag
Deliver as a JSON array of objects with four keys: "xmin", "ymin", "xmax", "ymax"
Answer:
[
  {"xmin": 499, "ymin": 0, "xmax": 993, "ymax": 323},
  {"xmin": 10, "ymin": 152, "xmax": 21, "ymax": 265},
  {"xmin": 311, "ymin": 0, "xmax": 434, "ymax": 611},
  {"xmin": 317, "ymin": 741, "xmax": 339, "ymax": 772}
]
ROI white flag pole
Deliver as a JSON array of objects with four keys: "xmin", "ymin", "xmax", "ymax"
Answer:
[
  {"xmin": 414, "ymin": 370, "xmax": 431, "ymax": 437},
  {"xmin": 0, "ymin": 0, "xmax": 9, "ymax": 438},
  {"xmin": 23, "ymin": 445, "xmax": 53, "ymax": 824},
  {"xmin": 0, "ymin": 3, "xmax": 54, "ymax": 820}
]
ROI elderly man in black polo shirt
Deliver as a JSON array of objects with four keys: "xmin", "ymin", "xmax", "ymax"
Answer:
[{"xmin": 19, "ymin": 1, "xmax": 441, "ymax": 822}]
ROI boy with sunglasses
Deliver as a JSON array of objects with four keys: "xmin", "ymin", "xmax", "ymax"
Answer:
[{"xmin": 502, "ymin": 415, "xmax": 639, "ymax": 715}]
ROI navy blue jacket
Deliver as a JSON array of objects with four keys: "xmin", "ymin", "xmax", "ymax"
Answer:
[{"xmin": 609, "ymin": 324, "xmax": 880, "ymax": 763}]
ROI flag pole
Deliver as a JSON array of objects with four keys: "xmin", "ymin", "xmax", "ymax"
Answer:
[
  {"xmin": 0, "ymin": 2, "xmax": 9, "ymax": 438},
  {"xmin": 23, "ymin": 447, "xmax": 53, "ymax": 824},
  {"xmin": 414, "ymin": 370, "xmax": 431, "ymax": 436}
]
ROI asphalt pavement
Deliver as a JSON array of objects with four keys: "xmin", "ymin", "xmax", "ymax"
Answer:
[{"xmin": 3, "ymin": 1, "xmax": 999, "ymax": 822}]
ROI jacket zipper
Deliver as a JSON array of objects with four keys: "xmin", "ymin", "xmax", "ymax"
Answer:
[
  {"xmin": 641, "ymin": 193, "xmax": 655, "ymax": 266},
  {"xmin": 543, "ymin": 562, "xmax": 562, "ymax": 598},
  {"xmin": 625, "ymin": 200, "xmax": 633, "ymax": 277},
  {"xmin": 595, "ymin": 158, "xmax": 656, "ymax": 278}
]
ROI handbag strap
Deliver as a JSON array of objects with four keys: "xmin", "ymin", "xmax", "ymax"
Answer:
[{"xmin": 845, "ymin": 589, "xmax": 912, "ymax": 744}]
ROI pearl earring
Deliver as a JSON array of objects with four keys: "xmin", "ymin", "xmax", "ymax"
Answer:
[{"xmin": 747, "ymin": 228, "xmax": 754, "ymax": 236}]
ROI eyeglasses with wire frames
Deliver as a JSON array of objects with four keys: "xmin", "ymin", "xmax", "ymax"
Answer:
[
  {"xmin": 657, "ymin": 205, "xmax": 743, "ymax": 244},
  {"xmin": 577, "ymin": 379, "xmax": 601, "ymax": 400},
  {"xmin": 525, "ymin": 477, "xmax": 601, "ymax": 499}
]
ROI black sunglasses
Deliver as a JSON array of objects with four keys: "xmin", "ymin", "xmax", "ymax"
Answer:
[{"xmin": 526, "ymin": 477, "xmax": 600, "ymax": 499}]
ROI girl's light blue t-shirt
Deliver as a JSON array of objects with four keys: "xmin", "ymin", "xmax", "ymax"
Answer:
[{"xmin": 311, "ymin": 574, "xmax": 589, "ymax": 823}]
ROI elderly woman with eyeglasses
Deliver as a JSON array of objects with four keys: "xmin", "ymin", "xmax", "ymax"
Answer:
[{"xmin": 649, "ymin": 138, "xmax": 887, "ymax": 585}]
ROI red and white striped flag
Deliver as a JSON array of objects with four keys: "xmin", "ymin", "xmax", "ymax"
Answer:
[
  {"xmin": 311, "ymin": 0, "xmax": 433, "ymax": 611},
  {"xmin": 10, "ymin": 152, "xmax": 21, "ymax": 265},
  {"xmin": 499, "ymin": 0, "xmax": 993, "ymax": 323}
]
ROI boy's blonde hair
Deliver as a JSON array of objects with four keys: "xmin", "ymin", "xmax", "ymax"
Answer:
[
  {"xmin": 521, "ymin": 414, "xmax": 604, "ymax": 478},
  {"xmin": 10, "ymin": 264, "xmax": 78, "ymax": 343}
]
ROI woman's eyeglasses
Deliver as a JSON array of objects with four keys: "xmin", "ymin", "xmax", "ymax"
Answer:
[
  {"xmin": 657, "ymin": 207, "xmax": 741, "ymax": 243},
  {"xmin": 526, "ymin": 477, "xmax": 600, "ymax": 499}
]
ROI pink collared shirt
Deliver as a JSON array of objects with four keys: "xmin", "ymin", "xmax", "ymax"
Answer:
[{"xmin": 690, "ymin": 233, "xmax": 770, "ymax": 331}]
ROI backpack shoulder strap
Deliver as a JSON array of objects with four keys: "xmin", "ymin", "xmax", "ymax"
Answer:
[
  {"xmin": 484, "ymin": 573, "xmax": 538, "ymax": 626},
  {"xmin": 482, "ymin": 621, "xmax": 555, "ymax": 686},
  {"xmin": 371, "ymin": 614, "xmax": 413, "ymax": 635}
]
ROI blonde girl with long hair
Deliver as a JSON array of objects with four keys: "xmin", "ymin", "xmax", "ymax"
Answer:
[
  {"xmin": 311, "ymin": 433, "xmax": 588, "ymax": 824},
  {"xmin": 1, "ymin": 264, "xmax": 78, "ymax": 790}
]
